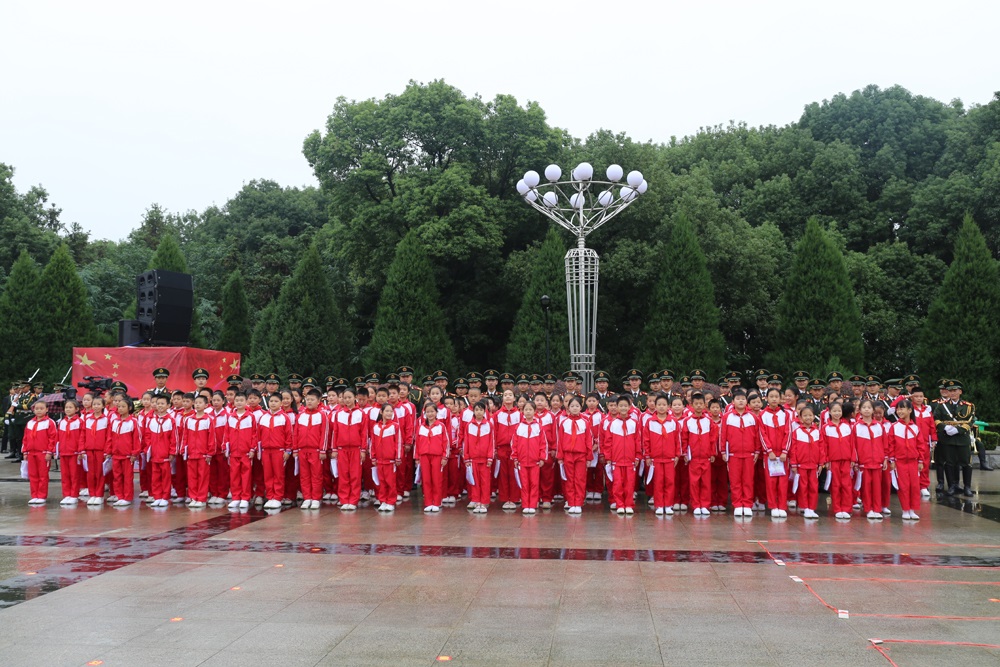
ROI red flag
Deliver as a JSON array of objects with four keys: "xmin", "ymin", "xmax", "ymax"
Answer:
[{"xmin": 71, "ymin": 347, "xmax": 241, "ymax": 395}]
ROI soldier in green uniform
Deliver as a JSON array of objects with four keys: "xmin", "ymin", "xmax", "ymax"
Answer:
[
  {"xmin": 6, "ymin": 379, "xmax": 35, "ymax": 462},
  {"xmin": 767, "ymin": 373, "xmax": 783, "ymax": 393},
  {"xmin": 499, "ymin": 372, "xmax": 515, "ymax": 396},
  {"xmin": 226, "ymin": 374, "xmax": 244, "ymax": 388},
  {"xmin": 264, "ymin": 373, "xmax": 280, "ymax": 402},
  {"xmin": 791, "ymin": 371, "xmax": 810, "ymax": 399},
  {"xmin": 542, "ymin": 373, "xmax": 558, "ymax": 398},
  {"xmin": 528, "ymin": 374, "xmax": 543, "ymax": 399},
  {"xmin": 396, "ymin": 367, "xmax": 423, "ymax": 405},
  {"xmin": 287, "ymin": 374, "xmax": 303, "ymax": 392},
  {"xmin": 149, "ymin": 368, "xmax": 171, "ymax": 397},
  {"xmin": 806, "ymin": 378, "xmax": 825, "ymax": 415},
  {"xmin": 864, "ymin": 375, "xmax": 882, "ymax": 402},
  {"xmin": 689, "ymin": 370, "xmax": 707, "ymax": 394},
  {"xmin": 659, "ymin": 370, "xmax": 677, "ymax": 402},
  {"xmin": 719, "ymin": 371, "xmax": 742, "ymax": 408},
  {"xmin": 483, "ymin": 369, "xmax": 501, "ymax": 400},
  {"xmin": 826, "ymin": 372, "xmax": 845, "ymax": 397},
  {"xmin": 933, "ymin": 379, "xmax": 977, "ymax": 497},
  {"xmin": 626, "ymin": 369, "xmax": 646, "ymax": 410},
  {"xmin": 515, "ymin": 374, "xmax": 531, "ymax": 398},
  {"xmin": 454, "ymin": 377, "xmax": 470, "ymax": 405},
  {"xmin": 467, "ymin": 372, "xmax": 484, "ymax": 393},
  {"xmin": 249, "ymin": 373, "xmax": 265, "ymax": 394},
  {"xmin": 647, "ymin": 372, "xmax": 662, "ymax": 396},
  {"xmin": 752, "ymin": 369, "xmax": 770, "ymax": 396}
]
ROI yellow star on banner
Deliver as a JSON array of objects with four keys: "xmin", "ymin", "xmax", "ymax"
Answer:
[
  {"xmin": 112, "ymin": 372, "xmax": 118, "ymax": 377},
  {"xmin": 76, "ymin": 353, "xmax": 95, "ymax": 368},
  {"xmin": 222, "ymin": 357, "xmax": 227, "ymax": 363},
  {"xmin": 112, "ymin": 363, "xmax": 119, "ymax": 369},
  {"xmin": 105, "ymin": 354, "xmax": 112, "ymax": 360},
  {"xmin": 230, "ymin": 360, "xmax": 239, "ymax": 372}
]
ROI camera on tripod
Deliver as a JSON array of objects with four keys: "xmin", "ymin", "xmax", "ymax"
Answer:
[{"xmin": 77, "ymin": 376, "xmax": 114, "ymax": 394}]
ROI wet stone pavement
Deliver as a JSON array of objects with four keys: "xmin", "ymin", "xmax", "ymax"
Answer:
[{"xmin": 1, "ymin": 468, "xmax": 999, "ymax": 666}]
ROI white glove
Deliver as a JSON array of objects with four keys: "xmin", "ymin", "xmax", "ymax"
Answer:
[{"xmin": 944, "ymin": 425, "xmax": 958, "ymax": 436}]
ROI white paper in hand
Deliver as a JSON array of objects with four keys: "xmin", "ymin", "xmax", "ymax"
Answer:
[
  {"xmin": 466, "ymin": 465, "xmax": 475, "ymax": 486},
  {"xmin": 331, "ymin": 458, "xmax": 339, "ymax": 478},
  {"xmin": 890, "ymin": 469, "xmax": 898, "ymax": 490},
  {"xmin": 293, "ymin": 457, "xmax": 299, "ymax": 476},
  {"xmin": 605, "ymin": 462, "xmax": 614, "ymax": 482},
  {"xmin": 514, "ymin": 468, "xmax": 522, "ymax": 489},
  {"xmin": 645, "ymin": 463, "xmax": 654, "ymax": 485},
  {"xmin": 414, "ymin": 463, "xmax": 421, "ymax": 485},
  {"xmin": 372, "ymin": 465, "xmax": 379, "ymax": 486},
  {"xmin": 824, "ymin": 473, "xmax": 832, "ymax": 491},
  {"xmin": 854, "ymin": 469, "xmax": 863, "ymax": 491},
  {"xmin": 767, "ymin": 458, "xmax": 785, "ymax": 477},
  {"xmin": 20, "ymin": 460, "xmax": 29, "ymax": 479},
  {"xmin": 559, "ymin": 462, "xmax": 567, "ymax": 481},
  {"xmin": 792, "ymin": 472, "xmax": 799, "ymax": 494},
  {"xmin": 102, "ymin": 458, "xmax": 113, "ymax": 475},
  {"xmin": 82, "ymin": 455, "xmax": 89, "ymax": 472}
]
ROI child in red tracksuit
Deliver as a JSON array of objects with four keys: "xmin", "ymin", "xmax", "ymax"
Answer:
[
  {"xmin": 759, "ymin": 389, "xmax": 791, "ymax": 517},
  {"xmin": 258, "ymin": 394, "xmax": 293, "ymax": 509},
  {"xmin": 414, "ymin": 400, "xmax": 449, "ymax": 512},
  {"xmin": 144, "ymin": 395, "xmax": 176, "ymax": 508},
  {"xmin": 669, "ymin": 396, "xmax": 691, "ymax": 510},
  {"xmin": 23, "ymin": 400, "xmax": 57, "ymax": 504},
  {"xmin": 225, "ymin": 393, "xmax": 258, "ymax": 510},
  {"xmin": 584, "ymin": 395, "xmax": 604, "ymax": 500},
  {"xmin": 707, "ymin": 399, "xmax": 729, "ymax": 511},
  {"xmin": 642, "ymin": 394, "xmax": 680, "ymax": 516},
  {"xmin": 331, "ymin": 389, "xmax": 367, "ymax": 511},
  {"xmin": 681, "ymin": 395, "xmax": 718, "ymax": 517},
  {"xmin": 493, "ymin": 393, "xmax": 521, "ymax": 509},
  {"xmin": 909, "ymin": 388, "xmax": 935, "ymax": 495},
  {"xmin": 463, "ymin": 400, "xmax": 495, "ymax": 513},
  {"xmin": 789, "ymin": 405, "xmax": 823, "ymax": 519},
  {"xmin": 533, "ymin": 394, "xmax": 558, "ymax": 508},
  {"xmin": 556, "ymin": 396, "xmax": 593, "ymax": 515},
  {"xmin": 109, "ymin": 398, "xmax": 142, "ymax": 506},
  {"xmin": 83, "ymin": 397, "xmax": 111, "ymax": 505},
  {"xmin": 370, "ymin": 403, "xmax": 402, "ymax": 512},
  {"xmin": 822, "ymin": 402, "xmax": 857, "ymax": 519},
  {"xmin": 607, "ymin": 396, "xmax": 640, "ymax": 515},
  {"xmin": 295, "ymin": 390, "xmax": 331, "ymax": 511},
  {"xmin": 57, "ymin": 400, "xmax": 84, "ymax": 504},
  {"xmin": 854, "ymin": 400, "xmax": 888, "ymax": 520},
  {"xmin": 181, "ymin": 395, "xmax": 216, "ymax": 508},
  {"xmin": 888, "ymin": 400, "xmax": 924, "ymax": 520},
  {"xmin": 720, "ymin": 390, "xmax": 759, "ymax": 517},
  {"xmin": 512, "ymin": 401, "xmax": 547, "ymax": 515},
  {"xmin": 208, "ymin": 393, "xmax": 230, "ymax": 504}
]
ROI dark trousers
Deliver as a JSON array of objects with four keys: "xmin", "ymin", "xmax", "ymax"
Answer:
[{"xmin": 9, "ymin": 425, "xmax": 25, "ymax": 459}]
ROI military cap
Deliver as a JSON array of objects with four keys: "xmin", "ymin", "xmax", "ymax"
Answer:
[
  {"xmin": 226, "ymin": 374, "xmax": 243, "ymax": 386},
  {"xmin": 499, "ymin": 373, "xmax": 515, "ymax": 384},
  {"xmin": 362, "ymin": 372, "xmax": 378, "ymax": 384},
  {"xmin": 659, "ymin": 369, "xmax": 675, "ymax": 381},
  {"xmin": 594, "ymin": 371, "xmax": 610, "ymax": 383},
  {"xmin": 265, "ymin": 373, "xmax": 280, "ymax": 384},
  {"xmin": 647, "ymin": 371, "xmax": 661, "ymax": 383},
  {"xmin": 620, "ymin": 376, "xmax": 629, "ymax": 386},
  {"xmin": 886, "ymin": 378, "xmax": 903, "ymax": 389},
  {"xmin": 529, "ymin": 374, "xmax": 543, "ymax": 385},
  {"xmin": 302, "ymin": 377, "xmax": 318, "ymax": 389},
  {"xmin": 848, "ymin": 375, "xmax": 864, "ymax": 384},
  {"xmin": 385, "ymin": 373, "xmax": 400, "ymax": 386},
  {"xmin": 335, "ymin": 378, "xmax": 349, "ymax": 390},
  {"xmin": 191, "ymin": 368, "xmax": 209, "ymax": 380},
  {"xmin": 249, "ymin": 373, "xmax": 264, "ymax": 382},
  {"xmin": 563, "ymin": 371, "xmax": 582, "ymax": 383},
  {"xmin": 679, "ymin": 375, "xmax": 692, "ymax": 387},
  {"xmin": 467, "ymin": 372, "xmax": 483, "ymax": 384},
  {"xmin": 944, "ymin": 379, "xmax": 963, "ymax": 390},
  {"xmin": 111, "ymin": 380, "xmax": 128, "ymax": 392},
  {"xmin": 689, "ymin": 369, "xmax": 706, "ymax": 381},
  {"xmin": 767, "ymin": 373, "xmax": 783, "ymax": 384},
  {"xmin": 353, "ymin": 377, "xmax": 366, "ymax": 389},
  {"xmin": 324, "ymin": 375, "xmax": 337, "ymax": 388},
  {"xmin": 11, "ymin": 381, "xmax": 21, "ymax": 389},
  {"xmin": 153, "ymin": 368, "xmax": 170, "ymax": 378},
  {"xmin": 627, "ymin": 369, "xmax": 642, "ymax": 380},
  {"xmin": 515, "ymin": 373, "xmax": 530, "ymax": 384},
  {"xmin": 808, "ymin": 378, "xmax": 826, "ymax": 390},
  {"xmin": 903, "ymin": 374, "xmax": 920, "ymax": 386},
  {"xmin": 454, "ymin": 378, "xmax": 469, "ymax": 390},
  {"xmin": 396, "ymin": 366, "xmax": 415, "ymax": 377},
  {"xmin": 717, "ymin": 377, "xmax": 727, "ymax": 386},
  {"xmin": 483, "ymin": 369, "xmax": 500, "ymax": 380},
  {"xmin": 865, "ymin": 375, "xmax": 881, "ymax": 386},
  {"xmin": 543, "ymin": 373, "xmax": 558, "ymax": 384},
  {"xmin": 287, "ymin": 374, "xmax": 303, "ymax": 383},
  {"xmin": 936, "ymin": 378, "xmax": 949, "ymax": 389},
  {"xmin": 826, "ymin": 371, "xmax": 844, "ymax": 383},
  {"xmin": 752, "ymin": 368, "xmax": 770, "ymax": 380},
  {"xmin": 32, "ymin": 380, "xmax": 45, "ymax": 388},
  {"xmin": 725, "ymin": 371, "xmax": 743, "ymax": 384},
  {"xmin": 432, "ymin": 370, "xmax": 449, "ymax": 381},
  {"xmin": 792, "ymin": 370, "xmax": 810, "ymax": 382},
  {"xmin": 422, "ymin": 375, "xmax": 435, "ymax": 387}
]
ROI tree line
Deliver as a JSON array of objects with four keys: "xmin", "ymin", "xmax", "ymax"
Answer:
[{"xmin": 1, "ymin": 82, "xmax": 999, "ymax": 415}]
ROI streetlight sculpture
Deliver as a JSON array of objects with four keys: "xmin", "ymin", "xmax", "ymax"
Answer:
[{"xmin": 517, "ymin": 162, "xmax": 647, "ymax": 391}]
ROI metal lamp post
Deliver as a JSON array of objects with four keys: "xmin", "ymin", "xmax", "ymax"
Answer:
[
  {"xmin": 540, "ymin": 294, "xmax": 552, "ymax": 375},
  {"xmin": 517, "ymin": 162, "xmax": 647, "ymax": 391}
]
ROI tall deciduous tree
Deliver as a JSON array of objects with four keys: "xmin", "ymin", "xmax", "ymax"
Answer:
[
  {"xmin": 215, "ymin": 270, "xmax": 251, "ymax": 358},
  {"xmin": 769, "ymin": 218, "xmax": 864, "ymax": 375},
  {"xmin": 636, "ymin": 212, "xmax": 726, "ymax": 377},
  {"xmin": 0, "ymin": 251, "xmax": 43, "ymax": 381},
  {"xmin": 38, "ymin": 244, "xmax": 98, "ymax": 379},
  {"xmin": 505, "ymin": 228, "xmax": 569, "ymax": 374},
  {"xmin": 363, "ymin": 229, "xmax": 456, "ymax": 374},
  {"xmin": 918, "ymin": 215, "xmax": 1000, "ymax": 417}
]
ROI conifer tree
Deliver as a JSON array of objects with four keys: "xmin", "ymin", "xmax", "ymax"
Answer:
[
  {"xmin": 505, "ymin": 228, "xmax": 570, "ymax": 374},
  {"xmin": 364, "ymin": 230, "xmax": 456, "ymax": 373},
  {"xmin": 769, "ymin": 218, "xmax": 864, "ymax": 375},
  {"xmin": 38, "ymin": 244, "xmax": 97, "ymax": 379},
  {"xmin": 637, "ymin": 212, "xmax": 727, "ymax": 377},
  {"xmin": 215, "ymin": 270, "xmax": 251, "ymax": 358},
  {"xmin": 248, "ymin": 300, "xmax": 277, "ymax": 372},
  {"xmin": 0, "ymin": 252, "xmax": 42, "ymax": 381},
  {"xmin": 918, "ymin": 214, "xmax": 1000, "ymax": 417}
]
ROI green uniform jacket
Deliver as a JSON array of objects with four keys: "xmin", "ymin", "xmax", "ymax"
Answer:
[{"xmin": 933, "ymin": 400, "xmax": 975, "ymax": 446}]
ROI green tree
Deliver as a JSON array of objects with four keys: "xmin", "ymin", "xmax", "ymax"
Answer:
[
  {"xmin": 769, "ymin": 218, "xmax": 864, "ymax": 375},
  {"xmin": 636, "ymin": 212, "xmax": 726, "ymax": 377},
  {"xmin": 216, "ymin": 270, "xmax": 251, "ymax": 358},
  {"xmin": 0, "ymin": 252, "xmax": 43, "ymax": 381},
  {"xmin": 505, "ymin": 228, "xmax": 570, "ymax": 374},
  {"xmin": 363, "ymin": 229, "xmax": 456, "ymax": 373},
  {"xmin": 918, "ymin": 215, "xmax": 1000, "ymax": 418},
  {"xmin": 38, "ymin": 244, "xmax": 98, "ymax": 378}
]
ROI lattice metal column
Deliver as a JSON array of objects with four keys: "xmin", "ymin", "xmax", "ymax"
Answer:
[{"xmin": 565, "ymin": 243, "xmax": 599, "ymax": 391}]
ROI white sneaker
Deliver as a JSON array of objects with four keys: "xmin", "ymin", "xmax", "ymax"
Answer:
[
  {"xmin": 108, "ymin": 495, "xmax": 118, "ymax": 503},
  {"xmin": 263, "ymin": 499, "xmax": 281, "ymax": 509},
  {"xmin": 540, "ymin": 501, "xmax": 551, "ymax": 510},
  {"xmin": 572, "ymin": 506, "xmax": 583, "ymax": 514},
  {"xmin": 882, "ymin": 507, "xmax": 891, "ymax": 515},
  {"xmin": 113, "ymin": 499, "xmax": 131, "ymax": 507},
  {"xmin": 787, "ymin": 500, "xmax": 797, "ymax": 508},
  {"xmin": 502, "ymin": 502, "xmax": 516, "ymax": 510},
  {"xmin": 752, "ymin": 501, "xmax": 764, "ymax": 511},
  {"xmin": 239, "ymin": 500, "xmax": 249, "ymax": 509},
  {"xmin": 920, "ymin": 488, "xmax": 931, "ymax": 499},
  {"xmin": 909, "ymin": 512, "xmax": 919, "ymax": 520},
  {"xmin": 189, "ymin": 501, "xmax": 206, "ymax": 508},
  {"xmin": 138, "ymin": 491, "xmax": 148, "ymax": 498},
  {"xmin": 616, "ymin": 508, "xmax": 625, "ymax": 515},
  {"xmin": 663, "ymin": 507, "xmax": 674, "ymax": 515},
  {"xmin": 734, "ymin": 507, "xmax": 743, "ymax": 517},
  {"xmin": 901, "ymin": 510, "xmax": 911, "ymax": 519},
  {"xmin": 778, "ymin": 510, "xmax": 787, "ymax": 518},
  {"xmin": 93, "ymin": 497, "xmax": 104, "ymax": 505},
  {"xmin": 804, "ymin": 509, "xmax": 818, "ymax": 519},
  {"xmin": 655, "ymin": 507, "xmax": 664, "ymax": 516},
  {"xmin": 171, "ymin": 496, "xmax": 184, "ymax": 504},
  {"xmin": 154, "ymin": 499, "xmax": 168, "ymax": 508},
  {"xmin": 866, "ymin": 511, "xmax": 880, "ymax": 519},
  {"xmin": 680, "ymin": 504, "xmax": 688, "ymax": 511},
  {"xmin": 301, "ymin": 500, "xmax": 312, "ymax": 510},
  {"xmin": 228, "ymin": 500, "xmax": 239, "ymax": 509},
  {"xmin": 79, "ymin": 488, "xmax": 90, "ymax": 498},
  {"xmin": 672, "ymin": 503, "xmax": 680, "ymax": 511},
  {"xmin": 610, "ymin": 503, "xmax": 617, "ymax": 510},
  {"xmin": 522, "ymin": 507, "xmax": 533, "ymax": 515},
  {"xmin": 60, "ymin": 496, "xmax": 73, "ymax": 505},
  {"xmin": 625, "ymin": 507, "xmax": 634, "ymax": 515},
  {"xmin": 771, "ymin": 509, "xmax": 781, "ymax": 518}
]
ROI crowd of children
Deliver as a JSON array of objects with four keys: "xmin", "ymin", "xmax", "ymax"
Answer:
[{"xmin": 18, "ymin": 366, "xmax": 982, "ymax": 522}]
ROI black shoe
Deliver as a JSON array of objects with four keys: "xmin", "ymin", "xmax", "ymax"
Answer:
[
  {"xmin": 3, "ymin": 453, "xmax": 17, "ymax": 460},
  {"xmin": 963, "ymin": 487, "xmax": 975, "ymax": 497},
  {"xmin": 981, "ymin": 463, "xmax": 995, "ymax": 471},
  {"xmin": 947, "ymin": 485, "xmax": 959, "ymax": 496},
  {"xmin": 935, "ymin": 482, "xmax": 944, "ymax": 492}
]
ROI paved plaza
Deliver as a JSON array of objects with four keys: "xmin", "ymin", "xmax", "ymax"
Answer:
[{"xmin": 1, "ymin": 469, "xmax": 998, "ymax": 667}]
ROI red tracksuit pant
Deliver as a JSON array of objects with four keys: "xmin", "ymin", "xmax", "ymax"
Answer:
[
  {"xmin": 60, "ymin": 455, "xmax": 80, "ymax": 498},
  {"xmin": 27, "ymin": 452, "xmax": 49, "ymax": 499},
  {"xmin": 151, "ymin": 461, "xmax": 171, "ymax": 501},
  {"xmin": 337, "ymin": 448, "xmax": 362, "ymax": 505},
  {"xmin": 673, "ymin": 459, "xmax": 690, "ymax": 505},
  {"xmin": 284, "ymin": 456, "xmax": 300, "ymax": 500},
  {"xmin": 445, "ymin": 454, "xmax": 464, "ymax": 499},
  {"xmin": 187, "ymin": 458, "xmax": 209, "ymax": 502},
  {"xmin": 375, "ymin": 462, "xmax": 397, "ymax": 505},
  {"xmin": 728, "ymin": 456, "xmax": 755, "ymax": 509},
  {"xmin": 586, "ymin": 460, "xmax": 604, "ymax": 496},
  {"xmin": 881, "ymin": 468, "xmax": 892, "ymax": 508},
  {"xmin": 396, "ymin": 448, "xmax": 414, "ymax": 498},
  {"xmin": 896, "ymin": 460, "xmax": 920, "ymax": 513},
  {"xmin": 496, "ymin": 450, "xmax": 520, "ymax": 503},
  {"xmin": 112, "ymin": 458, "xmax": 134, "ymax": 501},
  {"xmin": 764, "ymin": 459, "xmax": 788, "ymax": 510},
  {"xmin": 795, "ymin": 466, "xmax": 818, "ymax": 511},
  {"xmin": 172, "ymin": 457, "xmax": 188, "ymax": 499},
  {"xmin": 299, "ymin": 449, "xmax": 322, "ymax": 501},
  {"xmin": 84, "ymin": 451, "xmax": 105, "ymax": 498},
  {"xmin": 229, "ymin": 454, "xmax": 253, "ymax": 502},
  {"xmin": 828, "ymin": 460, "xmax": 853, "ymax": 515},
  {"xmin": 647, "ymin": 459, "xmax": 675, "ymax": 510},
  {"xmin": 519, "ymin": 463, "xmax": 541, "ymax": 510},
  {"xmin": 753, "ymin": 461, "xmax": 767, "ymax": 505},
  {"xmin": 861, "ymin": 467, "xmax": 883, "ymax": 513},
  {"xmin": 210, "ymin": 455, "xmax": 230, "ymax": 499},
  {"xmin": 468, "ymin": 461, "xmax": 490, "ymax": 505},
  {"xmin": 562, "ymin": 456, "xmax": 587, "ymax": 507},
  {"xmin": 419, "ymin": 454, "xmax": 443, "ymax": 507},
  {"xmin": 611, "ymin": 463, "xmax": 636, "ymax": 510},
  {"xmin": 688, "ymin": 458, "xmax": 711, "ymax": 510},
  {"xmin": 539, "ymin": 455, "xmax": 557, "ymax": 502},
  {"xmin": 918, "ymin": 444, "xmax": 931, "ymax": 490},
  {"xmin": 711, "ymin": 458, "xmax": 729, "ymax": 507},
  {"xmin": 261, "ymin": 450, "xmax": 285, "ymax": 501},
  {"xmin": 251, "ymin": 457, "xmax": 265, "ymax": 499},
  {"xmin": 139, "ymin": 458, "xmax": 151, "ymax": 495}
]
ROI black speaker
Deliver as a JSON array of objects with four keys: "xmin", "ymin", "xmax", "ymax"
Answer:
[
  {"xmin": 136, "ymin": 270, "xmax": 194, "ymax": 346},
  {"xmin": 118, "ymin": 319, "xmax": 149, "ymax": 346}
]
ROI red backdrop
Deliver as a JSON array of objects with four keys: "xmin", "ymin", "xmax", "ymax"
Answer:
[{"xmin": 71, "ymin": 347, "xmax": 241, "ymax": 395}]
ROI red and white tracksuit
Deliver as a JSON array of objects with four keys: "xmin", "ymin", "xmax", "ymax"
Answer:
[
  {"xmin": 493, "ymin": 407, "xmax": 521, "ymax": 504},
  {"xmin": 512, "ymin": 419, "xmax": 547, "ymax": 510},
  {"xmin": 535, "ymin": 409, "xmax": 558, "ymax": 503},
  {"xmin": 57, "ymin": 415, "xmax": 84, "ymax": 498},
  {"xmin": 82, "ymin": 412, "xmax": 111, "ymax": 498},
  {"xmin": 23, "ymin": 416, "xmax": 57, "ymax": 499},
  {"xmin": 758, "ymin": 406, "xmax": 791, "ymax": 510},
  {"xmin": 463, "ymin": 417, "xmax": 495, "ymax": 506},
  {"xmin": 720, "ymin": 410, "xmax": 759, "ymax": 511},
  {"xmin": 171, "ymin": 409, "xmax": 194, "ymax": 499},
  {"xmin": 370, "ymin": 420, "xmax": 402, "ymax": 505},
  {"xmin": 911, "ymin": 403, "xmax": 935, "ymax": 491},
  {"xmin": 414, "ymin": 419, "xmax": 449, "ymax": 507},
  {"xmin": 789, "ymin": 424, "xmax": 822, "ymax": 512},
  {"xmin": 331, "ymin": 407, "xmax": 367, "ymax": 505},
  {"xmin": 854, "ymin": 420, "xmax": 887, "ymax": 513},
  {"xmin": 888, "ymin": 419, "xmax": 924, "ymax": 513},
  {"xmin": 642, "ymin": 415, "xmax": 680, "ymax": 510},
  {"xmin": 144, "ymin": 414, "xmax": 177, "ymax": 502},
  {"xmin": 681, "ymin": 413, "xmax": 718, "ymax": 511},
  {"xmin": 181, "ymin": 413, "xmax": 216, "ymax": 502},
  {"xmin": 109, "ymin": 416, "xmax": 141, "ymax": 501},
  {"xmin": 822, "ymin": 420, "xmax": 856, "ymax": 515},
  {"xmin": 708, "ymin": 416, "xmax": 729, "ymax": 508},
  {"xmin": 557, "ymin": 415, "xmax": 593, "ymax": 508},
  {"xmin": 393, "ymin": 401, "xmax": 416, "ymax": 498},
  {"xmin": 606, "ymin": 416, "xmax": 639, "ymax": 510},
  {"xmin": 295, "ymin": 408, "xmax": 330, "ymax": 503},
  {"xmin": 208, "ymin": 407, "xmax": 230, "ymax": 500},
  {"xmin": 226, "ymin": 410, "xmax": 258, "ymax": 502},
  {"xmin": 258, "ymin": 410, "xmax": 293, "ymax": 502},
  {"xmin": 584, "ymin": 409, "xmax": 605, "ymax": 496}
]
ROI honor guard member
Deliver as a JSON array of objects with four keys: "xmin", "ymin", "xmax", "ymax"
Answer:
[
  {"xmin": 192, "ymin": 368, "xmax": 210, "ymax": 392},
  {"xmin": 562, "ymin": 372, "xmax": 579, "ymax": 398},
  {"xmin": 826, "ymin": 372, "xmax": 845, "ymax": 397},
  {"xmin": 720, "ymin": 372, "xmax": 743, "ymax": 407},
  {"xmin": 885, "ymin": 378, "xmax": 903, "ymax": 402},
  {"xmin": 807, "ymin": 378, "xmax": 826, "ymax": 415},
  {"xmin": 454, "ymin": 378, "xmax": 470, "ymax": 406},
  {"xmin": 864, "ymin": 375, "xmax": 882, "ymax": 401},
  {"xmin": 422, "ymin": 375, "xmax": 436, "ymax": 397},
  {"xmin": 791, "ymin": 371, "xmax": 810, "ymax": 398},
  {"xmin": 483, "ymin": 369, "xmax": 501, "ymax": 398},
  {"xmin": 626, "ymin": 369, "xmax": 646, "ymax": 410},
  {"xmin": 752, "ymin": 368, "xmax": 770, "ymax": 395},
  {"xmin": 263, "ymin": 373, "xmax": 280, "ymax": 401},
  {"xmin": 335, "ymin": 378, "xmax": 349, "ymax": 392},
  {"xmin": 647, "ymin": 371, "xmax": 662, "ymax": 395},
  {"xmin": 594, "ymin": 371, "xmax": 612, "ymax": 411},
  {"xmin": 620, "ymin": 375, "xmax": 629, "ymax": 392},
  {"xmin": 902, "ymin": 374, "xmax": 921, "ymax": 395},
  {"xmin": 150, "ymin": 368, "xmax": 171, "ymax": 396},
  {"xmin": 365, "ymin": 373, "xmax": 381, "ymax": 391},
  {"xmin": 529, "ymin": 374, "xmax": 544, "ymax": 398},
  {"xmin": 395, "ymin": 367, "xmax": 420, "ymax": 403},
  {"xmin": 354, "ymin": 376, "xmax": 367, "ymax": 392},
  {"xmin": 499, "ymin": 372, "xmax": 515, "ymax": 395},
  {"xmin": 542, "ymin": 373, "xmax": 558, "ymax": 397},
  {"xmin": 249, "ymin": 374, "xmax": 265, "ymax": 393},
  {"xmin": 933, "ymin": 379, "xmax": 976, "ymax": 497},
  {"xmin": 515, "ymin": 374, "xmax": 531, "ymax": 397},
  {"xmin": 767, "ymin": 373, "xmax": 783, "ymax": 391},
  {"xmin": 848, "ymin": 375, "xmax": 865, "ymax": 398},
  {"xmin": 689, "ymin": 369, "xmax": 707, "ymax": 393},
  {"xmin": 324, "ymin": 375, "xmax": 338, "ymax": 393},
  {"xmin": 226, "ymin": 374, "xmax": 244, "ymax": 388},
  {"xmin": 6, "ymin": 379, "xmax": 35, "ymax": 461},
  {"xmin": 679, "ymin": 376, "xmax": 693, "ymax": 393},
  {"xmin": 659, "ymin": 370, "xmax": 677, "ymax": 400},
  {"xmin": 110, "ymin": 380, "xmax": 128, "ymax": 395},
  {"xmin": 32, "ymin": 381, "xmax": 46, "ymax": 399},
  {"xmin": 285, "ymin": 374, "xmax": 302, "ymax": 392},
  {"xmin": 384, "ymin": 373, "xmax": 400, "ymax": 388},
  {"xmin": 467, "ymin": 372, "xmax": 484, "ymax": 392},
  {"xmin": 431, "ymin": 370, "xmax": 449, "ymax": 395},
  {"xmin": 302, "ymin": 377, "xmax": 319, "ymax": 391}
]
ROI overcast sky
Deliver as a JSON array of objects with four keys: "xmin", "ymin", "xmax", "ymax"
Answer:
[{"xmin": 3, "ymin": 0, "xmax": 998, "ymax": 241}]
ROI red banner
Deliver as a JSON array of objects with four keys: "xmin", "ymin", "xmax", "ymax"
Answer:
[{"xmin": 71, "ymin": 347, "xmax": 241, "ymax": 395}]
